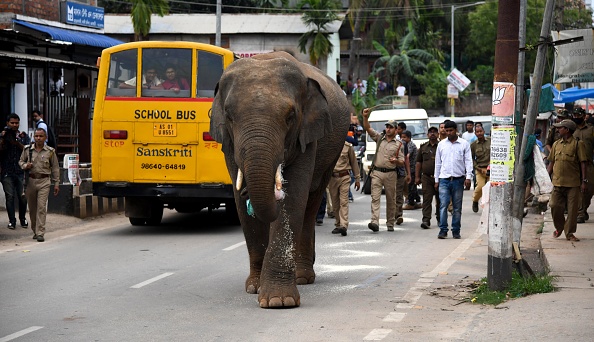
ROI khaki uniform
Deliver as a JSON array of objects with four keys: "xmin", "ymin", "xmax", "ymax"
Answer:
[
  {"xmin": 368, "ymin": 129, "xmax": 404, "ymax": 228},
  {"xmin": 470, "ymin": 138, "xmax": 491, "ymax": 203},
  {"xmin": 328, "ymin": 142, "xmax": 361, "ymax": 230},
  {"xmin": 548, "ymin": 136, "xmax": 589, "ymax": 238},
  {"xmin": 416, "ymin": 140, "xmax": 440, "ymax": 225},
  {"xmin": 544, "ymin": 125, "xmax": 561, "ymax": 151},
  {"xmin": 572, "ymin": 124, "xmax": 594, "ymax": 220},
  {"xmin": 19, "ymin": 144, "xmax": 60, "ymax": 238}
]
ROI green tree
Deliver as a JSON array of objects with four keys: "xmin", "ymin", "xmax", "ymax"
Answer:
[
  {"xmin": 415, "ymin": 60, "xmax": 448, "ymax": 109},
  {"xmin": 371, "ymin": 21, "xmax": 435, "ymax": 95},
  {"xmin": 297, "ymin": 0, "xmax": 341, "ymax": 66},
  {"xmin": 130, "ymin": 0, "xmax": 169, "ymax": 41}
]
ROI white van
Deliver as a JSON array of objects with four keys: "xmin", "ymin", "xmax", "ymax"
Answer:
[{"xmin": 361, "ymin": 108, "xmax": 429, "ymax": 193}]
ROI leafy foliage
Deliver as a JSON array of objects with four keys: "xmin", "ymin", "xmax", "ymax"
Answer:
[
  {"xmin": 415, "ymin": 60, "xmax": 448, "ymax": 109},
  {"xmin": 297, "ymin": 0, "xmax": 341, "ymax": 66},
  {"xmin": 130, "ymin": 0, "xmax": 169, "ymax": 40},
  {"xmin": 466, "ymin": 65, "xmax": 495, "ymax": 95},
  {"xmin": 351, "ymin": 75, "xmax": 378, "ymax": 119},
  {"xmin": 471, "ymin": 271, "xmax": 555, "ymax": 306}
]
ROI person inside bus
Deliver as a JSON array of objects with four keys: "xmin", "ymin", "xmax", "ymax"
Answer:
[
  {"xmin": 162, "ymin": 65, "xmax": 189, "ymax": 93},
  {"xmin": 119, "ymin": 65, "xmax": 163, "ymax": 89}
]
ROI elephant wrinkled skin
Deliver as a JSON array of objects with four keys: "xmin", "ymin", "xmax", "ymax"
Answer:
[{"xmin": 210, "ymin": 52, "xmax": 350, "ymax": 308}]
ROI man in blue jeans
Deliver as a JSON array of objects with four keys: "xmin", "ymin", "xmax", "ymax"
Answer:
[
  {"xmin": 434, "ymin": 120, "xmax": 473, "ymax": 239},
  {"xmin": 0, "ymin": 113, "xmax": 31, "ymax": 229}
]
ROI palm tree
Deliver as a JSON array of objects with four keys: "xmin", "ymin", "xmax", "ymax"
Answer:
[
  {"xmin": 130, "ymin": 0, "xmax": 169, "ymax": 41},
  {"xmin": 297, "ymin": 0, "xmax": 341, "ymax": 67},
  {"xmin": 372, "ymin": 21, "xmax": 435, "ymax": 94}
]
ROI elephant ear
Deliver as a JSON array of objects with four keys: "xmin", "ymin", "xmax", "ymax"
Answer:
[
  {"xmin": 299, "ymin": 77, "xmax": 333, "ymax": 153},
  {"xmin": 209, "ymin": 83, "xmax": 233, "ymax": 155}
]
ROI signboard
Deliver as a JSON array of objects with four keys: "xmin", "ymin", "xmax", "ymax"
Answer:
[
  {"xmin": 447, "ymin": 84, "xmax": 459, "ymax": 99},
  {"xmin": 392, "ymin": 96, "xmax": 408, "ymax": 109},
  {"xmin": 234, "ymin": 51, "xmax": 272, "ymax": 58},
  {"xmin": 553, "ymin": 29, "xmax": 594, "ymax": 83},
  {"xmin": 60, "ymin": 1, "xmax": 104, "ymax": 29},
  {"xmin": 489, "ymin": 126, "xmax": 516, "ymax": 183},
  {"xmin": 447, "ymin": 68, "xmax": 471, "ymax": 91},
  {"xmin": 491, "ymin": 82, "xmax": 516, "ymax": 125}
]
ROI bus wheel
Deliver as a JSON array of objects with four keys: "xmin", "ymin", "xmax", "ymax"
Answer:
[
  {"xmin": 129, "ymin": 217, "xmax": 146, "ymax": 226},
  {"xmin": 147, "ymin": 203, "xmax": 164, "ymax": 225}
]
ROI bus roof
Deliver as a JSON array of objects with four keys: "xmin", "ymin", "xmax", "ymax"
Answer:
[{"xmin": 101, "ymin": 41, "xmax": 234, "ymax": 55}]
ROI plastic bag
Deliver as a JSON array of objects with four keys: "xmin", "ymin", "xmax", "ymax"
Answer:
[
  {"xmin": 531, "ymin": 145, "xmax": 553, "ymax": 195},
  {"xmin": 477, "ymin": 182, "xmax": 491, "ymax": 235}
]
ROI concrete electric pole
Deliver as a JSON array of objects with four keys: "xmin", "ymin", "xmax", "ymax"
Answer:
[{"xmin": 488, "ymin": 0, "xmax": 520, "ymax": 291}]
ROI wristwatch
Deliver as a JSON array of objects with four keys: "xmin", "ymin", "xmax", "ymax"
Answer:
[{"xmin": 582, "ymin": 179, "xmax": 588, "ymax": 183}]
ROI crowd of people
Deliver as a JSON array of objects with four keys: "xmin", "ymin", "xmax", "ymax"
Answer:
[
  {"xmin": 316, "ymin": 106, "xmax": 593, "ymax": 242},
  {"xmin": 1, "ymin": 111, "xmax": 60, "ymax": 242}
]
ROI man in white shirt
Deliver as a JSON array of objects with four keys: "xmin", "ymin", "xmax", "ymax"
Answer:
[
  {"xmin": 434, "ymin": 120, "xmax": 473, "ymax": 239},
  {"xmin": 396, "ymin": 84, "xmax": 406, "ymax": 96},
  {"xmin": 461, "ymin": 120, "xmax": 477, "ymax": 143},
  {"xmin": 119, "ymin": 66, "xmax": 163, "ymax": 89}
]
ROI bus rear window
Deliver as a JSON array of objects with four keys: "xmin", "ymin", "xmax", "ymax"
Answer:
[
  {"xmin": 197, "ymin": 51, "xmax": 223, "ymax": 98},
  {"xmin": 141, "ymin": 48, "xmax": 192, "ymax": 98},
  {"xmin": 107, "ymin": 49, "xmax": 137, "ymax": 97}
]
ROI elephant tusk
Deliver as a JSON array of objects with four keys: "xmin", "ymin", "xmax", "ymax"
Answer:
[
  {"xmin": 275, "ymin": 164, "xmax": 283, "ymax": 190},
  {"xmin": 236, "ymin": 168, "xmax": 243, "ymax": 191}
]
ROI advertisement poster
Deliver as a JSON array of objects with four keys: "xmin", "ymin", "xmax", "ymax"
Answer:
[
  {"xmin": 489, "ymin": 126, "xmax": 516, "ymax": 183},
  {"xmin": 491, "ymin": 82, "xmax": 516, "ymax": 125}
]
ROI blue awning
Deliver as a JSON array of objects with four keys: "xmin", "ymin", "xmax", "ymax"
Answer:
[
  {"xmin": 543, "ymin": 83, "xmax": 594, "ymax": 103},
  {"xmin": 14, "ymin": 20, "xmax": 122, "ymax": 49}
]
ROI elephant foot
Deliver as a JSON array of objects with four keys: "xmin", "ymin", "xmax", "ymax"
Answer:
[
  {"xmin": 258, "ymin": 284, "xmax": 300, "ymax": 308},
  {"xmin": 245, "ymin": 275, "xmax": 260, "ymax": 294},
  {"xmin": 296, "ymin": 268, "xmax": 316, "ymax": 285}
]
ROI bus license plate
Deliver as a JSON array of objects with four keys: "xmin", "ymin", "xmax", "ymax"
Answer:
[{"xmin": 153, "ymin": 123, "xmax": 177, "ymax": 137}]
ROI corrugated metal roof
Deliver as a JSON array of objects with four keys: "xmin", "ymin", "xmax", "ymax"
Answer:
[
  {"xmin": 105, "ymin": 14, "xmax": 343, "ymax": 35},
  {"xmin": 0, "ymin": 50, "xmax": 96, "ymax": 68}
]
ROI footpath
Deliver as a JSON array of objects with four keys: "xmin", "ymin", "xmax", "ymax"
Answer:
[{"xmin": 406, "ymin": 208, "xmax": 594, "ymax": 341}]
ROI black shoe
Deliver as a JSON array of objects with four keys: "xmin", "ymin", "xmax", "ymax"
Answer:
[
  {"xmin": 331, "ymin": 227, "xmax": 340, "ymax": 234},
  {"xmin": 368, "ymin": 222, "xmax": 379, "ymax": 232},
  {"xmin": 338, "ymin": 227, "xmax": 347, "ymax": 236},
  {"xmin": 472, "ymin": 201, "xmax": 479, "ymax": 213},
  {"xmin": 20, "ymin": 219, "xmax": 28, "ymax": 228},
  {"xmin": 396, "ymin": 217, "xmax": 403, "ymax": 225},
  {"xmin": 585, "ymin": 213, "xmax": 590, "ymax": 221},
  {"xmin": 316, "ymin": 219, "xmax": 323, "ymax": 226},
  {"xmin": 421, "ymin": 222, "xmax": 430, "ymax": 229},
  {"xmin": 327, "ymin": 213, "xmax": 335, "ymax": 219},
  {"xmin": 577, "ymin": 216, "xmax": 585, "ymax": 224},
  {"xmin": 437, "ymin": 232, "xmax": 447, "ymax": 239},
  {"xmin": 37, "ymin": 235, "xmax": 45, "ymax": 242},
  {"xmin": 453, "ymin": 233, "xmax": 461, "ymax": 239},
  {"xmin": 32, "ymin": 234, "xmax": 38, "ymax": 239},
  {"xmin": 7, "ymin": 222, "xmax": 15, "ymax": 230}
]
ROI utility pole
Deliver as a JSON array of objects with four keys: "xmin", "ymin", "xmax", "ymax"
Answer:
[
  {"xmin": 215, "ymin": 0, "xmax": 222, "ymax": 46},
  {"xmin": 488, "ymin": 0, "xmax": 519, "ymax": 291},
  {"xmin": 511, "ymin": 0, "xmax": 556, "ymax": 244}
]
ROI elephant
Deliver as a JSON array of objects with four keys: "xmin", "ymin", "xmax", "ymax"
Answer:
[{"xmin": 210, "ymin": 51, "xmax": 351, "ymax": 308}]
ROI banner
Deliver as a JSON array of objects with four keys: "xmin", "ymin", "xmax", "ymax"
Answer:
[{"xmin": 553, "ymin": 29, "xmax": 594, "ymax": 83}]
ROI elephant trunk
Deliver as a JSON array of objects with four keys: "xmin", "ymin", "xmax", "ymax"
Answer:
[{"xmin": 239, "ymin": 137, "xmax": 285, "ymax": 223}]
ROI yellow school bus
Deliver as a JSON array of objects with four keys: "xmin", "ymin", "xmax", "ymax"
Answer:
[{"xmin": 92, "ymin": 41, "xmax": 236, "ymax": 225}]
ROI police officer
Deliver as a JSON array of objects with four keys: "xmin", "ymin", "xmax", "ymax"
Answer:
[
  {"xmin": 19, "ymin": 128, "xmax": 60, "ymax": 242},
  {"xmin": 328, "ymin": 135, "xmax": 361, "ymax": 236},
  {"xmin": 545, "ymin": 109, "xmax": 568, "ymax": 154},
  {"xmin": 470, "ymin": 125, "xmax": 491, "ymax": 213},
  {"xmin": 547, "ymin": 119, "xmax": 588, "ymax": 241},
  {"xmin": 571, "ymin": 107, "xmax": 594, "ymax": 223},
  {"xmin": 362, "ymin": 108, "xmax": 404, "ymax": 232},
  {"xmin": 415, "ymin": 126, "xmax": 440, "ymax": 229}
]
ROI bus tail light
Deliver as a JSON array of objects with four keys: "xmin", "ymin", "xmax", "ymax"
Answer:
[
  {"xmin": 104, "ymin": 130, "xmax": 128, "ymax": 139},
  {"xmin": 203, "ymin": 132, "xmax": 215, "ymax": 141}
]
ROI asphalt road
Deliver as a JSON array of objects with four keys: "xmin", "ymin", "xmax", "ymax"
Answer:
[{"xmin": 0, "ymin": 189, "xmax": 485, "ymax": 342}]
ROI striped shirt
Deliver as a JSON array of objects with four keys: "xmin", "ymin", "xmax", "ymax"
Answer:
[{"xmin": 434, "ymin": 137, "xmax": 473, "ymax": 181}]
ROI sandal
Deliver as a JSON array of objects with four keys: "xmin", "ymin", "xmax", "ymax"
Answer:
[
  {"xmin": 567, "ymin": 235, "xmax": 580, "ymax": 242},
  {"xmin": 553, "ymin": 230, "xmax": 562, "ymax": 238}
]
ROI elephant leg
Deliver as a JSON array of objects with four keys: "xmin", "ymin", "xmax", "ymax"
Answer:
[
  {"xmin": 242, "ymin": 217, "xmax": 269, "ymax": 294},
  {"xmin": 295, "ymin": 187, "xmax": 324, "ymax": 285}
]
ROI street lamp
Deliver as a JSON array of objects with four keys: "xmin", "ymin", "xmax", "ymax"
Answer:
[{"xmin": 450, "ymin": 1, "xmax": 485, "ymax": 117}]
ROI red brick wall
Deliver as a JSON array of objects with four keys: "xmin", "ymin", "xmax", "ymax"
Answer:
[{"xmin": 0, "ymin": 0, "xmax": 60, "ymax": 21}]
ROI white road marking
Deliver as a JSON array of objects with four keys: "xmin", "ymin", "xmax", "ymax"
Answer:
[
  {"xmin": 382, "ymin": 312, "xmax": 406, "ymax": 322},
  {"xmin": 0, "ymin": 326, "xmax": 43, "ymax": 342},
  {"xmin": 364, "ymin": 230, "xmax": 481, "ymax": 340},
  {"xmin": 363, "ymin": 329, "xmax": 393, "ymax": 341},
  {"xmin": 223, "ymin": 241, "xmax": 246, "ymax": 251},
  {"xmin": 130, "ymin": 272, "xmax": 174, "ymax": 289}
]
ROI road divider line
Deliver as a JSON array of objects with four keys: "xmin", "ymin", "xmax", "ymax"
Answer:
[
  {"xmin": 223, "ymin": 241, "xmax": 246, "ymax": 251},
  {"xmin": 130, "ymin": 272, "xmax": 174, "ymax": 289},
  {"xmin": 382, "ymin": 312, "xmax": 406, "ymax": 322},
  {"xmin": 363, "ymin": 329, "xmax": 392, "ymax": 341},
  {"xmin": 0, "ymin": 326, "xmax": 43, "ymax": 342}
]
